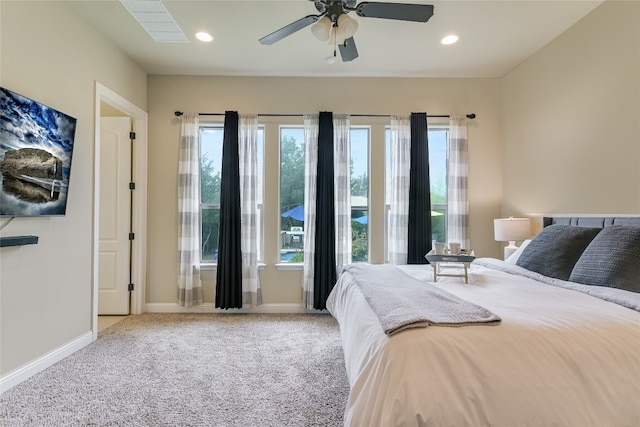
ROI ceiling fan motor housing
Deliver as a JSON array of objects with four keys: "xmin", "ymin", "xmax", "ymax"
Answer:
[
  {"xmin": 314, "ymin": 1, "xmax": 358, "ymax": 16},
  {"xmin": 315, "ymin": 0, "xmax": 357, "ymax": 22}
]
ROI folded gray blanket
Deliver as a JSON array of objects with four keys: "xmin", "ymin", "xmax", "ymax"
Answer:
[{"xmin": 342, "ymin": 264, "xmax": 501, "ymax": 335}]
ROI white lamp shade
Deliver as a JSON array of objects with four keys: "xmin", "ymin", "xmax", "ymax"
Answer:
[
  {"xmin": 494, "ymin": 217, "xmax": 531, "ymax": 242},
  {"xmin": 337, "ymin": 14, "xmax": 358, "ymax": 39},
  {"xmin": 311, "ymin": 16, "xmax": 331, "ymax": 42}
]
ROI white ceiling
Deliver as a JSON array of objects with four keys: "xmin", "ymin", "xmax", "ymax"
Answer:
[{"xmin": 66, "ymin": 0, "xmax": 604, "ymax": 78}]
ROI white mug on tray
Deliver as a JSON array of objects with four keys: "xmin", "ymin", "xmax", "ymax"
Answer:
[
  {"xmin": 434, "ymin": 242, "xmax": 447, "ymax": 255},
  {"xmin": 449, "ymin": 242, "xmax": 461, "ymax": 255}
]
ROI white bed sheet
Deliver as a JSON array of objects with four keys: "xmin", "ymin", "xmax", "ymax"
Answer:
[{"xmin": 327, "ymin": 261, "xmax": 640, "ymax": 427}]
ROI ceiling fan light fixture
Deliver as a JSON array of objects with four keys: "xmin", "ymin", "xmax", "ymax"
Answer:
[
  {"xmin": 311, "ymin": 16, "xmax": 332, "ymax": 42},
  {"xmin": 259, "ymin": 1, "xmax": 434, "ymax": 61},
  {"xmin": 337, "ymin": 13, "xmax": 358, "ymax": 39}
]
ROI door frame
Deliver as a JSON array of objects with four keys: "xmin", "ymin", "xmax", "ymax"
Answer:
[{"xmin": 92, "ymin": 82, "xmax": 148, "ymax": 340}]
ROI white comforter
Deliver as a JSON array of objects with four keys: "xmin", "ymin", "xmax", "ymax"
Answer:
[{"xmin": 326, "ymin": 260, "xmax": 640, "ymax": 427}]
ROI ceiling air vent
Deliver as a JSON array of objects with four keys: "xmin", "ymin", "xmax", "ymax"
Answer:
[{"xmin": 119, "ymin": 0, "xmax": 188, "ymax": 43}]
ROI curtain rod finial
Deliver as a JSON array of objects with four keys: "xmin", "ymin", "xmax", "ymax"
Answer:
[
  {"xmin": 467, "ymin": 113, "xmax": 476, "ymax": 119},
  {"xmin": 174, "ymin": 111, "xmax": 183, "ymax": 117}
]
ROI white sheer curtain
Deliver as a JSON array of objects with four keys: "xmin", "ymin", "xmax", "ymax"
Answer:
[
  {"xmin": 388, "ymin": 115, "xmax": 411, "ymax": 265},
  {"xmin": 302, "ymin": 114, "xmax": 319, "ymax": 309},
  {"xmin": 239, "ymin": 113, "xmax": 262, "ymax": 307},
  {"xmin": 333, "ymin": 114, "xmax": 352, "ymax": 273},
  {"xmin": 177, "ymin": 113, "xmax": 203, "ymax": 307},
  {"xmin": 447, "ymin": 115, "xmax": 470, "ymax": 249}
]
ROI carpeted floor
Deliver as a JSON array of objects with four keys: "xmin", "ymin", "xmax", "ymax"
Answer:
[{"xmin": 0, "ymin": 313, "xmax": 350, "ymax": 427}]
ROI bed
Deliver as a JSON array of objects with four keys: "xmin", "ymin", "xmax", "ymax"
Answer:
[{"xmin": 327, "ymin": 216, "xmax": 640, "ymax": 426}]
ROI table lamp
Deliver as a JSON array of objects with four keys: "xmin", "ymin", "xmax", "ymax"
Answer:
[{"xmin": 494, "ymin": 217, "xmax": 531, "ymax": 260}]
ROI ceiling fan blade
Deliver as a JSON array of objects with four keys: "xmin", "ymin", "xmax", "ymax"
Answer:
[
  {"xmin": 355, "ymin": 2, "xmax": 434, "ymax": 22},
  {"xmin": 259, "ymin": 15, "xmax": 320, "ymax": 45},
  {"xmin": 339, "ymin": 37, "xmax": 359, "ymax": 62}
]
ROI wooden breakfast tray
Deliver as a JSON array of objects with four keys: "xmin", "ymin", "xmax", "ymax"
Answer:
[{"xmin": 425, "ymin": 253, "xmax": 476, "ymax": 283}]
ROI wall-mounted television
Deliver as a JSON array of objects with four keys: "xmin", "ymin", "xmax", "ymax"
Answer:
[{"xmin": 0, "ymin": 87, "xmax": 77, "ymax": 217}]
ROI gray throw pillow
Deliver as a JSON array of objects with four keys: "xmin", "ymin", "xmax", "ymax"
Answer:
[
  {"xmin": 569, "ymin": 226, "xmax": 640, "ymax": 293},
  {"xmin": 516, "ymin": 225, "xmax": 601, "ymax": 280}
]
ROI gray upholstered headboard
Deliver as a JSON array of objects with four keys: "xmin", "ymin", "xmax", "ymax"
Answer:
[{"xmin": 543, "ymin": 216, "xmax": 640, "ymax": 228}]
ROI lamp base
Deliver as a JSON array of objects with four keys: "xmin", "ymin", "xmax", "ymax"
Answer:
[{"xmin": 503, "ymin": 241, "xmax": 518, "ymax": 260}]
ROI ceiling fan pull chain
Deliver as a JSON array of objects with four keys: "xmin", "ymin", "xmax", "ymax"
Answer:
[{"xmin": 333, "ymin": 20, "xmax": 338, "ymax": 58}]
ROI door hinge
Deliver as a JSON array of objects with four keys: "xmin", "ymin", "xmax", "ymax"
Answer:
[
  {"xmin": 128, "ymin": 283, "xmax": 134, "ymax": 291},
  {"xmin": 129, "ymin": 131, "xmax": 136, "ymax": 140},
  {"xmin": 129, "ymin": 182, "xmax": 136, "ymax": 190},
  {"xmin": 129, "ymin": 232, "xmax": 135, "ymax": 240}
]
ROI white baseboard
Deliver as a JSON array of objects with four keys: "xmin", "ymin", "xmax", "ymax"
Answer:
[
  {"xmin": 0, "ymin": 331, "xmax": 93, "ymax": 394},
  {"xmin": 145, "ymin": 302, "xmax": 320, "ymax": 314}
]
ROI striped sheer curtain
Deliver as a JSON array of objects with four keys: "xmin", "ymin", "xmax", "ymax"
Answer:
[
  {"xmin": 447, "ymin": 115, "xmax": 470, "ymax": 249},
  {"xmin": 239, "ymin": 113, "xmax": 262, "ymax": 307},
  {"xmin": 302, "ymin": 114, "xmax": 319, "ymax": 309},
  {"xmin": 388, "ymin": 115, "xmax": 411, "ymax": 264},
  {"xmin": 333, "ymin": 114, "xmax": 352, "ymax": 272},
  {"xmin": 177, "ymin": 113, "xmax": 203, "ymax": 307}
]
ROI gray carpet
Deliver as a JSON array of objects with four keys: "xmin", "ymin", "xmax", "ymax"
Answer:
[{"xmin": 0, "ymin": 313, "xmax": 350, "ymax": 426}]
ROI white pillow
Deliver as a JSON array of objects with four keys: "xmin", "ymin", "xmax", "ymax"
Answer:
[{"xmin": 504, "ymin": 239, "xmax": 531, "ymax": 264}]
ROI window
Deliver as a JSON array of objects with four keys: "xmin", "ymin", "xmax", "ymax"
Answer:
[
  {"xmin": 279, "ymin": 127, "xmax": 305, "ymax": 263},
  {"xmin": 200, "ymin": 125, "xmax": 264, "ymax": 263},
  {"xmin": 350, "ymin": 127, "xmax": 369, "ymax": 262},
  {"xmin": 279, "ymin": 126, "xmax": 370, "ymax": 263},
  {"xmin": 384, "ymin": 127, "xmax": 448, "ymax": 261}
]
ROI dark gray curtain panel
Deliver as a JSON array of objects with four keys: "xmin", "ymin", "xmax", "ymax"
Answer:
[
  {"xmin": 407, "ymin": 112, "xmax": 433, "ymax": 264},
  {"xmin": 215, "ymin": 111, "xmax": 243, "ymax": 309},
  {"xmin": 313, "ymin": 111, "xmax": 337, "ymax": 309}
]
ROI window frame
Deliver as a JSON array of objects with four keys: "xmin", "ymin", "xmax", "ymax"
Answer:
[
  {"xmin": 349, "ymin": 125, "xmax": 371, "ymax": 263},
  {"xmin": 278, "ymin": 125, "xmax": 306, "ymax": 266},
  {"xmin": 383, "ymin": 124, "xmax": 450, "ymax": 262},
  {"xmin": 198, "ymin": 123, "xmax": 264, "ymax": 265},
  {"xmin": 277, "ymin": 125, "xmax": 372, "ymax": 266}
]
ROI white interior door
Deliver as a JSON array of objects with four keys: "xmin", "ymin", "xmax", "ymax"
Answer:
[{"xmin": 99, "ymin": 117, "xmax": 132, "ymax": 315}]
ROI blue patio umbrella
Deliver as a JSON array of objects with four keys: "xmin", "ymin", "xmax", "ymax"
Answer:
[
  {"xmin": 354, "ymin": 216, "xmax": 368, "ymax": 224},
  {"xmin": 353, "ymin": 211, "xmax": 443, "ymax": 225},
  {"xmin": 281, "ymin": 205, "xmax": 305, "ymax": 221}
]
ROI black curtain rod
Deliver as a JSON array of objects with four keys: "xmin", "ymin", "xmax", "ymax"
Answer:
[{"xmin": 174, "ymin": 111, "xmax": 476, "ymax": 119}]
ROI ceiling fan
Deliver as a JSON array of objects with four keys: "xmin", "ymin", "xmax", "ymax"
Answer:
[{"xmin": 259, "ymin": 1, "xmax": 434, "ymax": 62}]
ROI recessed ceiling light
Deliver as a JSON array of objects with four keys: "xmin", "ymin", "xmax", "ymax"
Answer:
[
  {"xmin": 196, "ymin": 32, "xmax": 213, "ymax": 42},
  {"xmin": 441, "ymin": 34, "xmax": 459, "ymax": 45}
]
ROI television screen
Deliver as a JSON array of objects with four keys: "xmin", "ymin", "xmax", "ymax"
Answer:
[{"xmin": 0, "ymin": 87, "xmax": 77, "ymax": 216}]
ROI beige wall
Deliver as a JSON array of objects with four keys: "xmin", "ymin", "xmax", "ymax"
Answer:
[
  {"xmin": 0, "ymin": 1, "xmax": 146, "ymax": 375},
  {"xmin": 147, "ymin": 76, "xmax": 503, "ymax": 305},
  {"xmin": 502, "ymin": 0, "xmax": 640, "ymax": 233}
]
